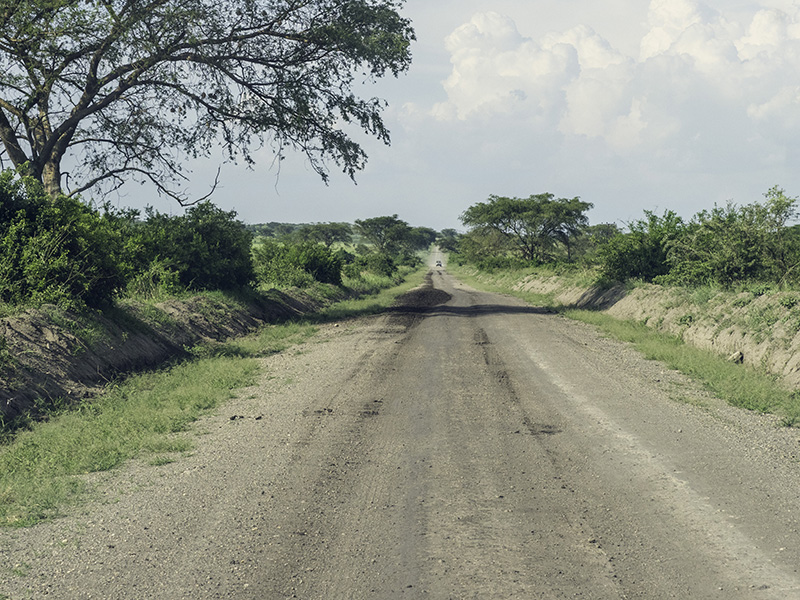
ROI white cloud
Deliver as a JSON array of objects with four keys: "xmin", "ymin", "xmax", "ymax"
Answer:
[
  {"xmin": 431, "ymin": 1, "xmax": 800, "ymax": 158},
  {"xmin": 639, "ymin": 0, "xmax": 712, "ymax": 59},
  {"xmin": 432, "ymin": 12, "xmax": 578, "ymax": 120},
  {"xmin": 747, "ymin": 86, "xmax": 800, "ymax": 137},
  {"xmin": 738, "ymin": 8, "xmax": 792, "ymax": 58}
]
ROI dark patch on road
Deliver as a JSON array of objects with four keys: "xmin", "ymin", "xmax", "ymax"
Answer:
[{"xmin": 390, "ymin": 273, "xmax": 453, "ymax": 313}]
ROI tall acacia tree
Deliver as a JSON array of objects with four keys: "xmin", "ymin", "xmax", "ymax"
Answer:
[
  {"xmin": 0, "ymin": 0, "xmax": 414, "ymax": 202},
  {"xmin": 460, "ymin": 193, "xmax": 593, "ymax": 262},
  {"xmin": 355, "ymin": 213, "xmax": 411, "ymax": 255}
]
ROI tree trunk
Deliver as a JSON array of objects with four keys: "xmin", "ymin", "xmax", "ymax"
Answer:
[
  {"xmin": 0, "ymin": 110, "xmax": 29, "ymax": 170},
  {"xmin": 41, "ymin": 160, "xmax": 63, "ymax": 198}
]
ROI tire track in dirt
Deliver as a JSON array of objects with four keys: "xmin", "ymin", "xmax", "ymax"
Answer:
[{"xmin": 4, "ymin": 270, "xmax": 800, "ymax": 599}]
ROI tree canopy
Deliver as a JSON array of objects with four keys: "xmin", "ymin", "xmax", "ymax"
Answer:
[
  {"xmin": 0, "ymin": 0, "xmax": 415, "ymax": 201},
  {"xmin": 354, "ymin": 214, "xmax": 412, "ymax": 255},
  {"xmin": 294, "ymin": 222, "xmax": 353, "ymax": 247},
  {"xmin": 460, "ymin": 194, "xmax": 593, "ymax": 262}
]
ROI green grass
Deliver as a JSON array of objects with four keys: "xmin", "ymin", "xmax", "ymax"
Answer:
[
  {"xmin": 452, "ymin": 262, "xmax": 800, "ymax": 427},
  {"xmin": 0, "ymin": 320, "xmax": 320, "ymax": 527},
  {"xmin": 306, "ymin": 267, "xmax": 428, "ymax": 323},
  {"xmin": 447, "ymin": 263, "xmax": 560, "ymax": 308},
  {"xmin": 565, "ymin": 309, "xmax": 800, "ymax": 424},
  {"xmin": 187, "ymin": 321, "xmax": 317, "ymax": 359},
  {"xmin": 0, "ymin": 355, "xmax": 260, "ymax": 527},
  {"xmin": 0, "ymin": 269, "xmax": 426, "ymax": 528}
]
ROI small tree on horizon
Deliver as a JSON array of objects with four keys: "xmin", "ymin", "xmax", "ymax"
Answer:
[{"xmin": 460, "ymin": 194, "xmax": 593, "ymax": 263}]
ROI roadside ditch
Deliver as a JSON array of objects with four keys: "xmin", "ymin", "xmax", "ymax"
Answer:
[
  {"xmin": 460, "ymin": 267, "xmax": 800, "ymax": 391},
  {"xmin": 0, "ymin": 287, "xmax": 343, "ymax": 426}
]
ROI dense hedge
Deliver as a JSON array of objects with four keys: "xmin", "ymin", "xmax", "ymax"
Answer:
[
  {"xmin": 0, "ymin": 172, "xmax": 126, "ymax": 308},
  {"xmin": 252, "ymin": 240, "xmax": 343, "ymax": 287},
  {"xmin": 597, "ymin": 210, "xmax": 682, "ymax": 283},
  {"xmin": 127, "ymin": 202, "xmax": 254, "ymax": 292},
  {"xmin": 598, "ymin": 187, "xmax": 800, "ymax": 288},
  {"xmin": 0, "ymin": 169, "xmax": 434, "ymax": 311},
  {"xmin": 0, "ymin": 172, "xmax": 254, "ymax": 309},
  {"xmin": 342, "ymin": 252, "xmax": 397, "ymax": 278}
]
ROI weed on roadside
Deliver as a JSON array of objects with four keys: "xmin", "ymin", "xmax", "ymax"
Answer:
[
  {"xmin": 566, "ymin": 309, "xmax": 797, "ymax": 420},
  {"xmin": 0, "ymin": 355, "xmax": 259, "ymax": 527},
  {"xmin": 0, "ymin": 270, "xmax": 427, "ymax": 527},
  {"xmin": 305, "ymin": 268, "xmax": 427, "ymax": 323},
  {"xmin": 186, "ymin": 321, "xmax": 317, "ymax": 360}
]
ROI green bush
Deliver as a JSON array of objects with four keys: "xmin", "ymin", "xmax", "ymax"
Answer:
[
  {"xmin": 293, "ymin": 242, "xmax": 343, "ymax": 285},
  {"xmin": 253, "ymin": 240, "xmax": 343, "ymax": 287},
  {"xmin": 598, "ymin": 210, "xmax": 683, "ymax": 282},
  {"xmin": 124, "ymin": 259, "xmax": 183, "ymax": 300},
  {"xmin": 657, "ymin": 189, "xmax": 800, "ymax": 288},
  {"xmin": 128, "ymin": 202, "xmax": 254, "ymax": 292},
  {"xmin": 342, "ymin": 252, "xmax": 397, "ymax": 279},
  {"xmin": 0, "ymin": 171, "xmax": 126, "ymax": 309},
  {"xmin": 0, "ymin": 170, "xmax": 258, "ymax": 309},
  {"xmin": 472, "ymin": 255, "xmax": 531, "ymax": 271}
]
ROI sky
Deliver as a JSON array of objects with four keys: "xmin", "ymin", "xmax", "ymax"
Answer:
[{"xmin": 117, "ymin": 0, "xmax": 800, "ymax": 232}]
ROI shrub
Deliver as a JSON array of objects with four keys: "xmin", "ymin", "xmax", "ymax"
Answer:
[
  {"xmin": 342, "ymin": 252, "xmax": 397, "ymax": 279},
  {"xmin": 0, "ymin": 171, "xmax": 126, "ymax": 309},
  {"xmin": 124, "ymin": 259, "xmax": 183, "ymax": 300},
  {"xmin": 658, "ymin": 190, "xmax": 800, "ymax": 288},
  {"xmin": 130, "ymin": 202, "xmax": 254, "ymax": 292},
  {"xmin": 598, "ymin": 210, "xmax": 683, "ymax": 282},
  {"xmin": 253, "ymin": 240, "xmax": 343, "ymax": 287},
  {"xmin": 292, "ymin": 242, "xmax": 343, "ymax": 285},
  {"xmin": 473, "ymin": 255, "xmax": 531, "ymax": 271}
]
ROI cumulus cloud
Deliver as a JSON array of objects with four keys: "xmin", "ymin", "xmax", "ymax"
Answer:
[
  {"xmin": 432, "ymin": 0, "xmax": 800, "ymax": 158},
  {"xmin": 432, "ymin": 12, "xmax": 578, "ymax": 121}
]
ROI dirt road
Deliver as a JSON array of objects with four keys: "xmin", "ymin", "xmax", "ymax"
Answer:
[{"xmin": 3, "ymin": 260, "xmax": 800, "ymax": 599}]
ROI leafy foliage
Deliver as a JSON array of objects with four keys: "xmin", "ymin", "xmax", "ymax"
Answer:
[
  {"xmin": 0, "ymin": 170, "xmax": 255, "ymax": 308},
  {"xmin": 355, "ymin": 214, "xmax": 414, "ymax": 255},
  {"xmin": 598, "ymin": 187, "xmax": 800, "ymax": 288},
  {"xmin": 460, "ymin": 194, "xmax": 593, "ymax": 262},
  {"xmin": 409, "ymin": 226, "xmax": 438, "ymax": 250},
  {"xmin": 0, "ymin": 0, "xmax": 415, "ymax": 200},
  {"xmin": 292, "ymin": 222, "xmax": 353, "ymax": 247},
  {"xmin": 253, "ymin": 240, "xmax": 343, "ymax": 287},
  {"xmin": 352, "ymin": 214, "xmax": 429, "ymax": 273},
  {"xmin": 598, "ymin": 211, "xmax": 684, "ymax": 282},
  {"xmin": 571, "ymin": 223, "xmax": 621, "ymax": 263},
  {"xmin": 129, "ymin": 202, "xmax": 255, "ymax": 293},
  {"xmin": 437, "ymin": 228, "xmax": 461, "ymax": 252},
  {"xmin": 454, "ymin": 228, "xmax": 518, "ymax": 269},
  {"xmin": 658, "ymin": 187, "xmax": 800, "ymax": 287},
  {"xmin": 343, "ymin": 252, "xmax": 397, "ymax": 278},
  {"xmin": 0, "ymin": 172, "xmax": 125, "ymax": 308}
]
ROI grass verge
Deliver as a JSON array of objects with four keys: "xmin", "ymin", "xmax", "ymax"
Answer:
[
  {"xmin": 0, "ymin": 323, "xmax": 313, "ymax": 528},
  {"xmin": 308, "ymin": 268, "xmax": 427, "ymax": 322},
  {"xmin": 566, "ymin": 309, "xmax": 800, "ymax": 425},
  {"xmin": 450, "ymin": 262, "xmax": 800, "ymax": 427},
  {"xmin": 0, "ymin": 269, "xmax": 427, "ymax": 528},
  {"xmin": 447, "ymin": 263, "xmax": 562, "ymax": 308}
]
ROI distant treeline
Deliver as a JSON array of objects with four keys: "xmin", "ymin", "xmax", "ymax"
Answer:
[
  {"xmin": 0, "ymin": 170, "xmax": 446, "ymax": 313},
  {"xmin": 454, "ymin": 187, "xmax": 800, "ymax": 290},
  {"xmin": 248, "ymin": 216, "xmax": 444, "ymax": 288}
]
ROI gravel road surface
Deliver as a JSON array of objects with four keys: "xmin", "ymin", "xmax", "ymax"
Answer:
[{"xmin": 3, "ymin": 255, "xmax": 800, "ymax": 599}]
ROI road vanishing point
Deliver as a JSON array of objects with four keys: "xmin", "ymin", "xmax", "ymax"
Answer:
[{"xmin": 3, "ymin": 250, "xmax": 800, "ymax": 599}]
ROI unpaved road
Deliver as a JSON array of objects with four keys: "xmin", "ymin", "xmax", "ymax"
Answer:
[{"xmin": 3, "ymin": 259, "xmax": 800, "ymax": 599}]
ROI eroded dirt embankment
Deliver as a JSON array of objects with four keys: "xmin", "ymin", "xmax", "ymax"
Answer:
[
  {"xmin": 509, "ymin": 271, "xmax": 800, "ymax": 389},
  {"xmin": 6, "ymin": 268, "xmax": 800, "ymax": 599},
  {"xmin": 0, "ymin": 287, "xmax": 341, "ymax": 424}
]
